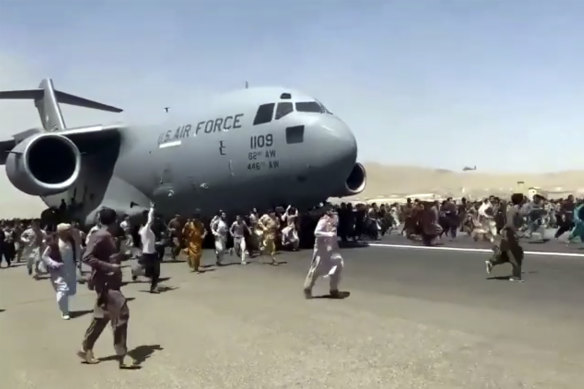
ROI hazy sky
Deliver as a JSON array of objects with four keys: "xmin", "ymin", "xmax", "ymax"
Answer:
[{"xmin": 1, "ymin": 1, "xmax": 584, "ymax": 214}]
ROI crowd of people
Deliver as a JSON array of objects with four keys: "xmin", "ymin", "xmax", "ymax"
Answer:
[
  {"xmin": 1, "ymin": 192, "xmax": 583, "ymax": 367},
  {"xmin": 0, "ymin": 202, "xmax": 346, "ymax": 368}
]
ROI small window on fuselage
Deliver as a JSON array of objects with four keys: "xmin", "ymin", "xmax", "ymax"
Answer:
[
  {"xmin": 253, "ymin": 103, "xmax": 275, "ymax": 125},
  {"xmin": 295, "ymin": 101, "xmax": 323, "ymax": 113},
  {"xmin": 275, "ymin": 102, "xmax": 293, "ymax": 120}
]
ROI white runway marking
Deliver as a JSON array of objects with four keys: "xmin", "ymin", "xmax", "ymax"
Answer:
[{"xmin": 368, "ymin": 243, "xmax": 584, "ymax": 258}]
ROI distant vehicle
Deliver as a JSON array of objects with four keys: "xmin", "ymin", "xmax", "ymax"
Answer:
[
  {"xmin": 0, "ymin": 79, "xmax": 366, "ymax": 224},
  {"xmin": 462, "ymin": 165, "xmax": 477, "ymax": 171}
]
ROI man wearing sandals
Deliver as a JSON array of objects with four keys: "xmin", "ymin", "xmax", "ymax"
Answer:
[{"xmin": 77, "ymin": 207, "xmax": 138, "ymax": 369}]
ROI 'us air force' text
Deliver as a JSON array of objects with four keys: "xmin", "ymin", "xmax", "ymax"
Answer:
[{"xmin": 157, "ymin": 113, "xmax": 244, "ymax": 144}]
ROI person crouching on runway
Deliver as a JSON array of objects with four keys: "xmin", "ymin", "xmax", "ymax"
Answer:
[
  {"xmin": 485, "ymin": 193, "xmax": 525, "ymax": 282},
  {"xmin": 303, "ymin": 207, "xmax": 343, "ymax": 299}
]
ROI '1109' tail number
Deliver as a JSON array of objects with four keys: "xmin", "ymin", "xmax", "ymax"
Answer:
[{"xmin": 250, "ymin": 134, "xmax": 273, "ymax": 149}]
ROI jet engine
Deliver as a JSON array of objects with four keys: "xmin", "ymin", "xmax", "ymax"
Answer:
[
  {"xmin": 334, "ymin": 162, "xmax": 367, "ymax": 197},
  {"xmin": 5, "ymin": 133, "xmax": 81, "ymax": 196}
]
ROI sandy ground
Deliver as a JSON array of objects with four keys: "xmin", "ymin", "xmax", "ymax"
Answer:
[{"xmin": 1, "ymin": 236, "xmax": 583, "ymax": 389}]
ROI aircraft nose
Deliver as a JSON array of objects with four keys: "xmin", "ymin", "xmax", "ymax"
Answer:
[{"xmin": 312, "ymin": 116, "xmax": 357, "ymax": 169}]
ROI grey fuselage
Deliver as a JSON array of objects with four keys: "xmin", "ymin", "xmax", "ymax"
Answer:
[{"xmin": 42, "ymin": 87, "xmax": 359, "ymax": 223}]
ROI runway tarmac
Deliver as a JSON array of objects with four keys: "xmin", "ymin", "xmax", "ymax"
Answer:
[{"xmin": 0, "ymin": 236, "xmax": 583, "ymax": 388}]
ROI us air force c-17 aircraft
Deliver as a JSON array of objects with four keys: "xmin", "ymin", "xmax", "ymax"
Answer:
[{"xmin": 0, "ymin": 79, "xmax": 366, "ymax": 224}]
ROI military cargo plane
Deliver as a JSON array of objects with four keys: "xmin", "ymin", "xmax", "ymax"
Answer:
[{"xmin": 0, "ymin": 79, "xmax": 366, "ymax": 224}]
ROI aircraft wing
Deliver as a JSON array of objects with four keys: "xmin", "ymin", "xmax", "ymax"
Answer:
[
  {"xmin": 0, "ymin": 124, "xmax": 122, "ymax": 164},
  {"xmin": 0, "ymin": 140, "xmax": 15, "ymax": 164}
]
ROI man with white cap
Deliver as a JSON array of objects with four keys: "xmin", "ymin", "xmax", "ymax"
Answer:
[
  {"xmin": 211, "ymin": 210, "xmax": 229, "ymax": 266},
  {"xmin": 41, "ymin": 223, "xmax": 78, "ymax": 319},
  {"xmin": 303, "ymin": 206, "xmax": 344, "ymax": 299}
]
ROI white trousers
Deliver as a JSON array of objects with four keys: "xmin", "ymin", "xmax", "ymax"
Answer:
[
  {"xmin": 50, "ymin": 275, "xmax": 70, "ymax": 315},
  {"xmin": 233, "ymin": 237, "xmax": 247, "ymax": 263},
  {"xmin": 281, "ymin": 226, "xmax": 299, "ymax": 250},
  {"xmin": 304, "ymin": 250, "xmax": 343, "ymax": 292},
  {"xmin": 24, "ymin": 247, "xmax": 41, "ymax": 275},
  {"xmin": 215, "ymin": 237, "xmax": 226, "ymax": 262}
]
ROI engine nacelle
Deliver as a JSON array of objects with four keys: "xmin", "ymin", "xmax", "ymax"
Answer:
[
  {"xmin": 333, "ymin": 162, "xmax": 367, "ymax": 197},
  {"xmin": 5, "ymin": 133, "xmax": 81, "ymax": 196}
]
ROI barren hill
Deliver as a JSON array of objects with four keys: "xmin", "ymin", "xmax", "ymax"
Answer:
[{"xmin": 355, "ymin": 163, "xmax": 584, "ymax": 200}]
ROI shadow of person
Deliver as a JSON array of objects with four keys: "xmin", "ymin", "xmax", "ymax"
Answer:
[
  {"xmin": 69, "ymin": 309, "xmax": 93, "ymax": 319},
  {"xmin": 486, "ymin": 276, "xmax": 512, "ymax": 280},
  {"xmin": 129, "ymin": 344, "xmax": 164, "ymax": 364},
  {"xmin": 163, "ymin": 259, "xmax": 186, "ymax": 263},
  {"xmin": 312, "ymin": 291, "xmax": 351, "ymax": 299},
  {"xmin": 123, "ymin": 277, "xmax": 172, "ymax": 286},
  {"xmin": 99, "ymin": 344, "xmax": 164, "ymax": 367},
  {"xmin": 139, "ymin": 286, "xmax": 179, "ymax": 294},
  {"xmin": 197, "ymin": 268, "xmax": 216, "ymax": 274}
]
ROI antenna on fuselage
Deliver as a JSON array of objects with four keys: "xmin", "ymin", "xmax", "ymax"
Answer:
[{"xmin": 245, "ymin": 81, "xmax": 249, "ymax": 89}]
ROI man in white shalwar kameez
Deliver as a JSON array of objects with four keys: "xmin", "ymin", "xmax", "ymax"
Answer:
[
  {"xmin": 303, "ymin": 209, "xmax": 344, "ymax": 299},
  {"xmin": 477, "ymin": 199, "xmax": 497, "ymax": 242},
  {"xmin": 20, "ymin": 220, "xmax": 46, "ymax": 278},
  {"xmin": 211, "ymin": 211, "xmax": 228, "ymax": 266},
  {"xmin": 281, "ymin": 205, "xmax": 300, "ymax": 251},
  {"xmin": 41, "ymin": 224, "xmax": 78, "ymax": 320}
]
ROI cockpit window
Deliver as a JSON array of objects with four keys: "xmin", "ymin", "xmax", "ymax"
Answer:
[
  {"xmin": 295, "ymin": 101, "xmax": 324, "ymax": 113},
  {"xmin": 275, "ymin": 102, "xmax": 293, "ymax": 119},
  {"xmin": 315, "ymin": 99, "xmax": 332, "ymax": 114},
  {"xmin": 253, "ymin": 103, "xmax": 275, "ymax": 125}
]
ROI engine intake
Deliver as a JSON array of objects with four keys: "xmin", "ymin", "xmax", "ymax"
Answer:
[
  {"xmin": 5, "ymin": 133, "xmax": 81, "ymax": 196},
  {"xmin": 332, "ymin": 162, "xmax": 367, "ymax": 197}
]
